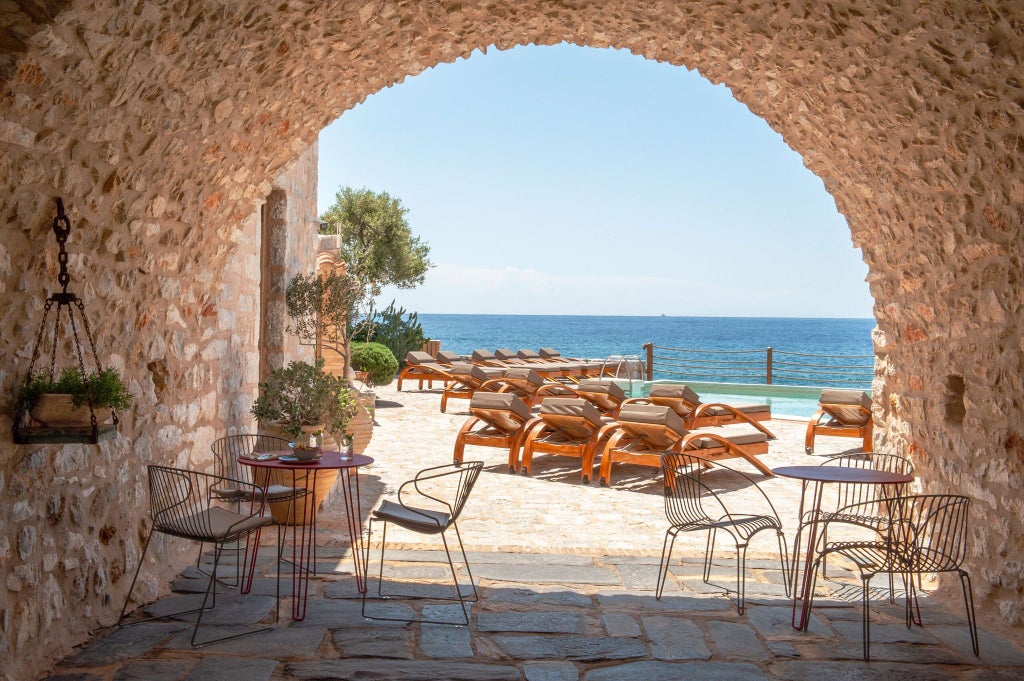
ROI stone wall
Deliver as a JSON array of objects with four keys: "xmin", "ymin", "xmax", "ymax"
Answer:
[{"xmin": 0, "ymin": 1, "xmax": 1022, "ymax": 678}]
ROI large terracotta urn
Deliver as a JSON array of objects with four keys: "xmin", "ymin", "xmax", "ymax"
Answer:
[{"xmin": 260, "ymin": 423, "xmax": 340, "ymax": 525}]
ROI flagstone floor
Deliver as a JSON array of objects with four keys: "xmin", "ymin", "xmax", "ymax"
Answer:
[{"xmin": 46, "ymin": 383, "xmax": 1024, "ymax": 680}]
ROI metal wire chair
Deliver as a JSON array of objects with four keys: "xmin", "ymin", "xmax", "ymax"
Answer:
[
  {"xmin": 807, "ymin": 494, "xmax": 978, "ymax": 661},
  {"xmin": 362, "ymin": 461, "xmax": 484, "ymax": 625},
  {"xmin": 119, "ymin": 465, "xmax": 283, "ymax": 646},
  {"xmin": 656, "ymin": 452, "xmax": 790, "ymax": 614}
]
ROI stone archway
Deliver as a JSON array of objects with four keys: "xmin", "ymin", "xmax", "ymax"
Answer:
[{"xmin": 1, "ymin": 1, "xmax": 1022, "ymax": 676}]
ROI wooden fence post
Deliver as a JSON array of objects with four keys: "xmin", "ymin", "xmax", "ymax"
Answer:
[
  {"xmin": 766, "ymin": 346, "xmax": 773, "ymax": 384},
  {"xmin": 644, "ymin": 343, "xmax": 654, "ymax": 381}
]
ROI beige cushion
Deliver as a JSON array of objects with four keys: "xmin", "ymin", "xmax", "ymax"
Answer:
[
  {"xmin": 820, "ymin": 389, "xmax": 872, "ymax": 411},
  {"xmin": 517, "ymin": 349, "xmax": 542, "ymax": 360},
  {"xmin": 163, "ymin": 507, "xmax": 274, "ymax": 541},
  {"xmin": 540, "ymin": 397, "xmax": 605, "ymax": 429},
  {"xmin": 470, "ymin": 391, "xmax": 531, "ymax": 421},
  {"xmin": 503, "ymin": 368, "xmax": 545, "ymax": 386},
  {"xmin": 689, "ymin": 426, "xmax": 768, "ymax": 448},
  {"xmin": 435, "ymin": 350, "xmax": 461, "ymax": 364},
  {"xmin": 617, "ymin": 404, "xmax": 688, "ymax": 435},
  {"xmin": 494, "ymin": 348, "xmax": 518, "ymax": 360},
  {"xmin": 577, "ymin": 380, "xmax": 626, "ymax": 401},
  {"xmin": 406, "ymin": 351, "xmax": 435, "ymax": 365},
  {"xmin": 648, "ymin": 384, "xmax": 702, "ymax": 405},
  {"xmin": 703, "ymin": 403, "xmax": 770, "ymax": 417},
  {"xmin": 450, "ymin": 362, "xmax": 500, "ymax": 383},
  {"xmin": 472, "ymin": 349, "xmax": 497, "ymax": 362},
  {"xmin": 539, "ymin": 347, "xmax": 562, "ymax": 358}
]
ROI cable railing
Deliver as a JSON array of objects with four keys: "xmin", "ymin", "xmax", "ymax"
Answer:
[{"xmin": 643, "ymin": 343, "xmax": 875, "ymax": 390}]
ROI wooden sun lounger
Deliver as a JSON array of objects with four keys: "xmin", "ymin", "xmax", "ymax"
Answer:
[
  {"xmin": 453, "ymin": 392, "xmax": 534, "ymax": 473},
  {"xmin": 493, "ymin": 367, "xmax": 577, "ymax": 409},
  {"xmin": 440, "ymin": 362, "xmax": 505, "ymax": 413},
  {"xmin": 598, "ymin": 404, "xmax": 772, "ymax": 486},
  {"xmin": 519, "ymin": 398, "xmax": 618, "ymax": 483},
  {"xmin": 804, "ymin": 388, "xmax": 873, "ymax": 454},
  {"xmin": 622, "ymin": 383, "xmax": 775, "ymax": 438},
  {"xmin": 397, "ymin": 351, "xmax": 454, "ymax": 391}
]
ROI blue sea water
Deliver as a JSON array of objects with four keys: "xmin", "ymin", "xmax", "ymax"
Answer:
[{"xmin": 418, "ymin": 314, "xmax": 876, "ymax": 390}]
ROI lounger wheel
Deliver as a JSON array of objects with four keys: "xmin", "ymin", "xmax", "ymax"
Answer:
[
  {"xmin": 805, "ymin": 446, "xmax": 814, "ymax": 454},
  {"xmin": 599, "ymin": 477, "xmax": 608, "ymax": 487},
  {"xmin": 507, "ymin": 465, "xmax": 516, "ymax": 474},
  {"xmin": 582, "ymin": 475, "xmax": 590, "ymax": 484}
]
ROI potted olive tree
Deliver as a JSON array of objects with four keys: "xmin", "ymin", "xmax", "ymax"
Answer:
[{"xmin": 251, "ymin": 359, "xmax": 358, "ymax": 523}]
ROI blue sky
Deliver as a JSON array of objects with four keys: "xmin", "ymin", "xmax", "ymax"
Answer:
[{"xmin": 318, "ymin": 44, "xmax": 873, "ymax": 319}]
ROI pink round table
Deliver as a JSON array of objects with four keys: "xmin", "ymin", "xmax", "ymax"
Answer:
[{"xmin": 240, "ymin": 451, "xmax": 373, "ymax": 620}]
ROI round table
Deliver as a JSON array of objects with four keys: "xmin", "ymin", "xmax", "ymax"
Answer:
[
  {"xmin": 240, "ymin": 451, "xmax": 373, "ymax": 620},
  {"xmin": 773, "ymin": 464, "xmax": 914, "ymax": 631}
]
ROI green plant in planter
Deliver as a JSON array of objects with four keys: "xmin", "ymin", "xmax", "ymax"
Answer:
[
  {"xmin": 251, "ymin": 359, "xmax": 358, "ymax": 440},
  {"xmin": 19, "ymin": 367, "xmax": 133, "ymax": 412},
  {"xmin": 350, "ymin": 342, "xmax": 398, "ymax": 387}
]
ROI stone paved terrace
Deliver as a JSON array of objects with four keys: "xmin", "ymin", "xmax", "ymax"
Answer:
[{"xmin": 47, "ymin": 384, "xmax": 1024, "ymax": 680}]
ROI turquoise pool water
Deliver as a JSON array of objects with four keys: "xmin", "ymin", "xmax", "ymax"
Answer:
[{"xmin": 614, "ymin": 380, "xmax": 864, "ymax": 419}]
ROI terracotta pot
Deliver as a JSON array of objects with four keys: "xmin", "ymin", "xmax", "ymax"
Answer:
[
  {"xmin": 260, "ymin": 423, "xmax": 340, "ymax": 525},
  {"xmin": 30, "ymin": 393, "xmax": 110, "ymax": 428},
  {"xmin": 347, "ymin": 391, "xmax": 376, "ymax": 455}
]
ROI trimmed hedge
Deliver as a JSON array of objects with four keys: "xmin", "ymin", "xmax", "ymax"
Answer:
[{"xmin": 350, "ymin": 342, "xmax": 399, "ymax": 386}]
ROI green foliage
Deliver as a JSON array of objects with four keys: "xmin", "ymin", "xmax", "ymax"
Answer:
[
  {"xmin": 251, "ymin": 360, "xmax": 358, "ymax": 439},
  {"xmin": 285, "ymin": 270, "xmax": 361, "ymax": 345},
  {"xmin": 350, "ymin": 342, "xmax": 399, "ymax": 387},
  {"xmin": 20, "ymin": 367, "xmax": 133, "ymax": 412},
  {"xmin": 320, "ymin": 187, "xmax": 432, "ymax": 303},
  {"xmin": 350, "ymin": 301, "xmax": 427, "ymax": 368}
]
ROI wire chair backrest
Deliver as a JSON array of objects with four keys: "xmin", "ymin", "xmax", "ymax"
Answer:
[
  {"xmin": 211, "ymin": 433, "xmax": 292, "ymax": 485},
  {"xmin": 661, "ymin": 452, "xmax": 714, "ymax": 527},
  {"xmin": 147, "ymin": 465, "xmax": 258, "ymax": 541},
  {"xmin": 410, "ymin": 461, "xmax": 484, "ymax": 525},
  {"xmin": 897, "ymin": 494, "xmax": 970, "ymax": 573},
  {"xmin": 820, "ymin": 453, "xmax": 914, "ymax": 512}
]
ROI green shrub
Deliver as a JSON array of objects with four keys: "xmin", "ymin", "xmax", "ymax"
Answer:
[
  {"xmin": 20, "ymin": 367, "xmax": 133, "ymax": 412},
  {"xmin": 350, "ymin": 301, "xmax": 427, "ymax": 369},
  {"xmin": 350, "ymin": 342, "xmax": 399, "ymax": 386}
]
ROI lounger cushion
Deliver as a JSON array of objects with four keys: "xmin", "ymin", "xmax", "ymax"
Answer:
[
  {"xmin": 539, "ymin": 348, "xmax": 562, "ymax": 358},
  {"xmin": 405, "ymin": 351, "xmax": 436, "ymax": 365},
  {"xmin": 688, "ymin": 426, "xmax": 768, "ymax": 448},
  {"xmin": 517, "ymin": 349, "xmax": 542, "ymax": 360},
  {"xmin": 617, "ymin": 404, "xmax": 688, "ymax": 435},
  {"xmin": 820, "ymin": 389, "xmax": 872, "ymax": 410},
  {"xmin": 540, "ymin": 397, "xmax": 605, "ymax": 429},
  {"xmin": 503, "ymin": 368, "xmax": 545, "ymax": 386},
  {"xmin": 450, "ymin": 362, "xmax": 499, "ymax": 383},
  {"xmin": 577, "ymin": 380, "xmax": 626, "ymax": 401},
  {"xmin": 494, "ymin": 348, "xmax": 518, "ymax": 361},
  {"xmin": 702, "ymin": 403, "xmax": 770, "ymax": 417},
  {"xmin": 470, "ymin": 391, "xmax": 531, "ymax": 421},
  {"xmin": 472, "ymin": 349, "xmax": 497, "ymax": 362},
  {"xmin": 435, "ymin": 350, "xmax": 461, "ymax": 364},
  {"xmin": 648, "ymin": 384, "xmax": 702, "ymax": 405}
]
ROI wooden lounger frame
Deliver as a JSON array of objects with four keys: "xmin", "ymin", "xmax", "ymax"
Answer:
[{"xmin": 520, "ymin": 413, "xmax": 617, "ymax": 483}]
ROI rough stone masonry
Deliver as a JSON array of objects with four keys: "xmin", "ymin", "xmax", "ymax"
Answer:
[{"xmin": 0, "ymin": 2, "xmax": 1022, "ymax": 679}]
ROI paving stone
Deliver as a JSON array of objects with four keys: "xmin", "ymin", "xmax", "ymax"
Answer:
[
  {"xmin": 642, "ymin": 616, "xmax": 711, "ymax": 660},
  {"xmin": 962, "ymin": 670, "xmax": 1024, "ymax": 681},
  {"xmin": 746, "ymin": 605, "xmax": 832, "ymax": 638},
  {"xmin": 298, "ymin": 597, "xmax": 413, "ymax": 627},
  {"xmin": 769, "ymin": 661, "xmax": 959, "ymax": 680},
  {"xmin": 596, "ymin": 591, "xmax": 731, "ymax": 613},
  {"xmin": 831, "ymin": 620, "xmax": 940, "ymax": 645},
  {"xmin": 421, "ymin": 607, "xmax": 474, "ymax": 658},
  {"xmin": 477, "ymin": 611, "xmax": 586, "ymax": 634},
  {"xmin": 144, "ymin": 593, "xmax": 276, "ymax": 625},
  {"xmin": 325, "ymin": 578, "xmax": 473, "ymax": 600},
  {"xmin": 494, "ymin": 634, "xmax": 647, "ymax": 661},
  {"xmin": 473, "ymin": 563, "xmax": 621, "ymax": 585},
  {"xmin": 928, "ymin": 625, "xmax": 1024, "ymax": 665},
  {"xmin": 585, "ymin": 661, "xmax": 767, "ymax": 680},
  {"xmin": 385, "ymin": 550, "xmax": 595, "ymax": 566},
  {"xmin": 794, "ymin": 640, "xmax": 966, "ymax": 664},
  {"xmin": 379, "ymin": 563, "xmax": 460, "ymax": 580},
  {"xmin": 165, "ymin": 624, "xmax": 327, "ymax": 656},
  {"xmin": 599, "ymin": 554, "xmax": 666, "ymax": 566},
  {"xmin": 524, "ymin": 661, "xmax": 580, "ymax": 681},
  {"xmin": 44, "ymin": 673, "xmax": 104, "ymax": 681},
  {"xmin": 332, "ymin": 627, "xmax": 414, "ymax": 659},
  {"xmin": 765, "ymin": 640, "xmax": 801, "ymax": 658},
  {"xmin": 172, "ymin": 577, "xmax": 282, "ymax": 597},
  {"xmin": 707, "ymin": 620, "xmax": 769, "ymax": 661},
  {"xmin": 287, "ymin": 660, "xmax": 521, "ymax": 680},
  {"xmin": 186, "ymin": 656, "xmax": 278, "ymax": 681},
  {"xmin": 602, "ymin": 612, "xmax": 641, "ymax": 637},
  {"xmin": 615, "ymin": 563, "xmax": 671, "ymax": 592},
  {"xmin": 113, "ymin": 659, "xmax": 192, "ymax": 680},
  {"xmin": 64, "ymin": 623, "xmax": 186, "ymax": 667},
  {"xmin": 483, "ymin": 585, "xmax": 593, "ymax": 607}
]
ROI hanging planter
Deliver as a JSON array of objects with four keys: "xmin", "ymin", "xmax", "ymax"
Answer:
[{"xmin": 12, "ymin": 198, "xmax": 132, "ymax": 445}]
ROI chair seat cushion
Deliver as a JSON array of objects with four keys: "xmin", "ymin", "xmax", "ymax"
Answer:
[
  {"xmin": 161, "ymin": 507, "xmax": 274, "ymax": 541},
  {"xmin": 373, "ymin": 499, "xmax": 450, "ymax": 533}
]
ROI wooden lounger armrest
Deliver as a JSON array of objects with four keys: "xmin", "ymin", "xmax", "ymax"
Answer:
[{"xmin": 691, "ymin": 402, "xmax": 776, "ymax": 439}]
